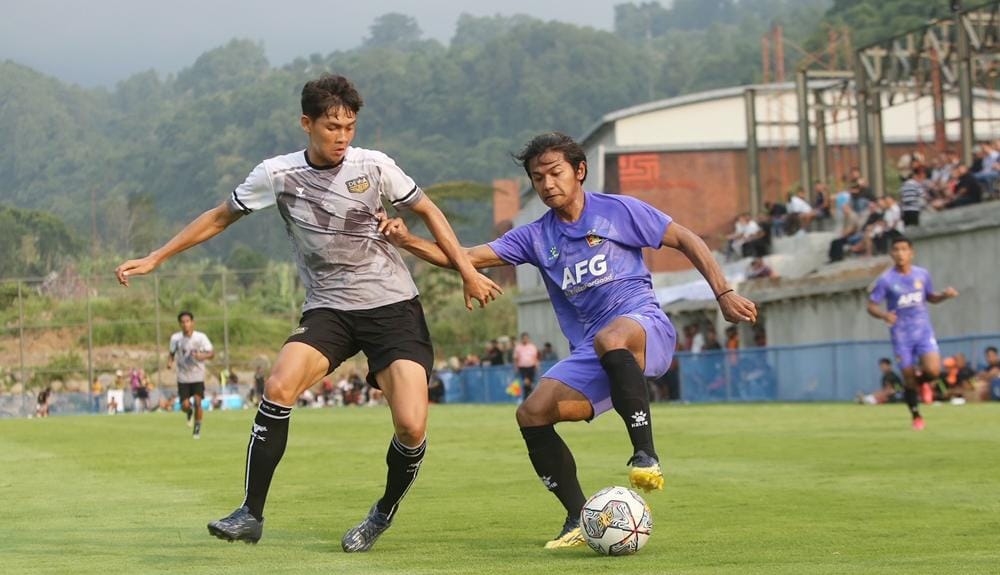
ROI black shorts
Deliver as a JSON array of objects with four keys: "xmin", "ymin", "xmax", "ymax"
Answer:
[
  {"xmin": 178, "ymin": 382, "xmax": 205, "ymax": 400},
  {"xmin": 518, "ymin": 366, "xmax": 537, "ymax": 385},
  {"xmin": 902, "ymin": 210, "xmax": 920, "ymax": 227},
  {"xmin": 285, "ymin": 296, "xmax": 434, "ymax": 388}
]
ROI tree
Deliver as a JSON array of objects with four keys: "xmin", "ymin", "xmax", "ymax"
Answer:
[
  {"xmin": 364, "ymin": 13, "xmax": 423, "ymax": 49},
  {"xmin": 0, "ymin": 205, "xmax": 79, "ymax": 277}
]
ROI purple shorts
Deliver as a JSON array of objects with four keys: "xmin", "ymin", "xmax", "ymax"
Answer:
[
  {"xmin": 543, "ymin": 306, "xmax": 676, "ymax": 418},
  {"xmin": 893, "ymin": 334, "xmax": 939, "ymax": 369}
]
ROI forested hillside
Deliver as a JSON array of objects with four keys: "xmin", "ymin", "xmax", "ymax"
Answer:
[{"xmin": 0, "ymin": 0, "xmax": 948, "ymax": 266}]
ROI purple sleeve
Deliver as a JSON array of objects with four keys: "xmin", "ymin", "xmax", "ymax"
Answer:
[
  {"xmin": 488, "ymin": 224, "xmax": 539, "ymax": 266},
  {"xmin": 869, "ymin": 275, "xmax": 887, "ymax": 303},
  {"xmin": 613, "ymin": 196, "xmax": 672, "ymax": 249},
  {"xmin": 923, "ymin": 269, "xmax": 935, "ymax": 298}
]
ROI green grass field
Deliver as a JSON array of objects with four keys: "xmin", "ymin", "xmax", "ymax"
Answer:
[{"xmin": 2, "ymin": 403, "xmax": 999, "ymax": 574}]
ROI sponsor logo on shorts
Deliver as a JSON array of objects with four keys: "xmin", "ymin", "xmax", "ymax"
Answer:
[
  {"xmin": 346, "ymin": 176, "xmax": 371, "ymax": 194},
  {"xmin": 290, "ymin": 326, "xmax": 308, "ymax": 336}
]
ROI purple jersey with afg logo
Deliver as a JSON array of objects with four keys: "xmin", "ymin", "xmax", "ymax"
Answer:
[
  {"xmin": 490, "ymin": 192, "xmax": 670, "ymax": 348},
  {"xmin": 488, "ymin": 192, "xmax": 677, "ymax": 416},
  {"xmin": 869, "ymin": 266, "xmax": 939, "ymax": 368}
]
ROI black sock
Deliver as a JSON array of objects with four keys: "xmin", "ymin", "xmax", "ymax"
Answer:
[
  {"xmin": 520, "ymin": 425, "xmax": 586, "ymax": 520},
  {"xmin": 903, "ymin": 387, "xmax": 921, "ymax": 419},
  {"xmin": 600, "ymin": 349, "xmax": 658, "ymax": 461},
  {"xmin": 241, "ymin": 397, "xmax": 292, "ymax": 521},
  {"xmin": 376, "ymin": 436, "xmax": 426, "ymax": 520}
]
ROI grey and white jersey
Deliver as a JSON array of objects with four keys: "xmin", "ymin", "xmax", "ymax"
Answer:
[
  {"xmin": 229, "ymin": 147, "xmax": 423, "ymax": 312},
  {"xmin": 169, "ymin": 330, "xmax": 214, "ymax": 384}
]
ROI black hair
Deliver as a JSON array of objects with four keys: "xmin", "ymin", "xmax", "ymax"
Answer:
[
  {"xmin": 513, "ymin": 132, "xmax": 587, "ymax": 182},
  {"xmin": 879, "ymin": 358, "xmax": 892, "ymax": 365},
  {"xmin": 890, "ymin": 235, "xmax": 912, "ymax": 248},
  {"xmin": 987, "ymin": 346, "xmax": 998, "ymax": 354},
  {"xmin": 301, "ymin": 75, "xmax": 364, "ymax": 120},
  {"xmin": 177, "ymin": 311, "xmax": 194, "ymax": 322}
]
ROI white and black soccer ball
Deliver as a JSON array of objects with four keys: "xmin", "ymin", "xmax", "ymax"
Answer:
[{"xmin": 580, "ymin": 486, "xmax": 652, "ymax": 556}]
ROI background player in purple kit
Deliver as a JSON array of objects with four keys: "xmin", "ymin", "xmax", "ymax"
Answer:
[
  {"xmin": 867, "ymin": 236, "xmax": 958, "ymax": 430},
  {"xmin": 380, "ymin": 132, "xmax": 757, "ymax": 548}
]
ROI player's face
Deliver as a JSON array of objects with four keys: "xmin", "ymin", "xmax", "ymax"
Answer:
[
  {"xmin": 179, "ymin": 315, "xmax": 194, "ymax": 335},
  {"xmin": 889, "ymin": 241, "xmax": 913, "ymax": 268},
  {"xmin": 301, "ymin": 107, "xmax": 356, "ymax": 165},
  {"xmin": 528, "ymin": 151, "xmax": 585, "ymax": 210}
]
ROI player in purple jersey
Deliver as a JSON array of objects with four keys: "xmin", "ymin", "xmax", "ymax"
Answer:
[
  {"xmin": 867, "ymin": 236, "xmax": 958, "ymax": 430},
  {"xmin": 379, "ymin": 132, "xmax": 757, "ymax": 548}
]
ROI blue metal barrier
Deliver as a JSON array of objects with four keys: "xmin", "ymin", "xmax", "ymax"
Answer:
[
  {"xmin": 3, "ymin": 335, "xmax": 997, "ymax": 416},
  {"xmin": 441, "ymin": 334, "xmax": 1000, "ymax": 404}
]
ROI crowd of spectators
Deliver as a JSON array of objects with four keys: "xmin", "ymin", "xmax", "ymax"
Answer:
[{"xmin": 726, "ymin": 148, "xmax": 997, "ymax": 266}]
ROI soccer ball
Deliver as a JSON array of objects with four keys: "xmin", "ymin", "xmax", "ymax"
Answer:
[{"xmin": 580, "ymin": 486, "xmax": 652, "ymax": 556}]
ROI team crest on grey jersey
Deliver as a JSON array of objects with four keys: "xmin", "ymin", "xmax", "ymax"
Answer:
[{"xmin": 346, "ymin": 176, "xmax": 371, "ymax": 194}]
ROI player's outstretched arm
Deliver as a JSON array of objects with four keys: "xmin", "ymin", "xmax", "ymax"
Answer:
[
  {"xmin": 115, "ymin": 200, "xmax": 243, "ymax": 287},
  {"xmin": 927, "ymin": 287, "xmax": 959, "ymax": 304},
  {"xmin": 662, "ymin": 222, "xmax": 757, "ymax": 324},
  {"xmin": 379, "ymin": 215, "xmax": 506, "ymax": 270},
  {"xmin": 386, "ymin": 200, "xmax": 504, "ymax": 309}
]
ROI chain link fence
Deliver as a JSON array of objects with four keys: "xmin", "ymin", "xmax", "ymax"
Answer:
[{"xmin": 0, "ymin": 266, "xmax": 305, "ymax": 417}]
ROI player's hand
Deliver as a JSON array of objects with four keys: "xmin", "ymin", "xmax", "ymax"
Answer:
[
  {"xmin": 718, "ymin": 291, "xmax": 757, "ymax": 324},
  {"xmin": 115, "ymin": 256, "xmax": 158, "ymax": 287},
  {"xmin": 462, "ymin": 272, "xmax": 504, "ymax": 310},
  {"xmin": 378, "ymin": 215, "xmax": 411, "ymax": 247},
  {"xmin": 883, "ymin": 311, "xmax": 897, "ymax": 326},
  {"xmin": 943, "ymin": 287, "xmax": 959, "ymax": 299}
]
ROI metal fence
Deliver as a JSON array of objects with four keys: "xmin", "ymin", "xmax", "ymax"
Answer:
[
  {"xmin": 440, "ymin": 332, "xmax": 1000, "ymax": 405},
  {"xmin": 0, "ymin": 267, "xmax": 304, "ymax": 417},
  {"xmin": 3, "ymin": 264, "xmax": 998, "ymax": 417}
]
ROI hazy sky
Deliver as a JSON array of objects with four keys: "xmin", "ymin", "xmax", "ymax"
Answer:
[{"xmin": 1, "ymin": 0, "xmax": 626, "ymax": 87}]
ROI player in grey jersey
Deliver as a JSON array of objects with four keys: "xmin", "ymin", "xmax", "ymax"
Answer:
[{"xmin": 115, "ymin": 75, "xmax": 500, "ymax": 550}]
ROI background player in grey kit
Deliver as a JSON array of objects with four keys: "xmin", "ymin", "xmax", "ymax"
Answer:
[
  {"xmin": 115, "ymin": 74, "xmax": 500, "ymax": 551},
  {"xmin": 381, "ymin": 132, "xmax": 757, "ymax": 548},
  {"xmin": 168, "ymin": 311, "xmax": 214, "ymax": 438}
]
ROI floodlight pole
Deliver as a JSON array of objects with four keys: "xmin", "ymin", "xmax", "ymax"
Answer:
[
  {"xmin": 854, "ymin": 58, "xmax": 872, "ymax": 185},
  {"xmin": 957, "ymin": 8, "xmax": 976, "ymax": 164},
  {"xmin": 154, "ymin": 274, "xmax": 162, "ymax": 388},
  {"xmin": 796, "ymin": 69, "xmax": 812, "ymax": 198},
  {"xmin": 744, "ymin": 88, "xmax": 762, "ymax": 216},
  {"xmin": 869, "ymin": 89, "xmax": 886, "ymax": 198},
  {"xmin": 17, "ymin": 280, "xmax": 26, "ymax": 417},
  {"xmin": 86, "ymin": 279, "xmax": 94, "ymax": 408},
  {"xmin": 221, "ymin": 270, "xmax": 231, "ymax": 374},
  {"xmin": 814, "ymin": 89, "xmax": 829, "ymax": 190}
]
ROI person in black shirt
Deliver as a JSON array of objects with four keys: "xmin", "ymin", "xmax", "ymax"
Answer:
[
  {"xmin": 485, "ymin": 340, "xmax": 505, "ymax": 366},
  {"xmin": 857, "ymin": 358, "xmax": 903, "ymax": 404},
  {"xmin": 948, "ymin": 164, "xmax": 982, "ymax": 208}
]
